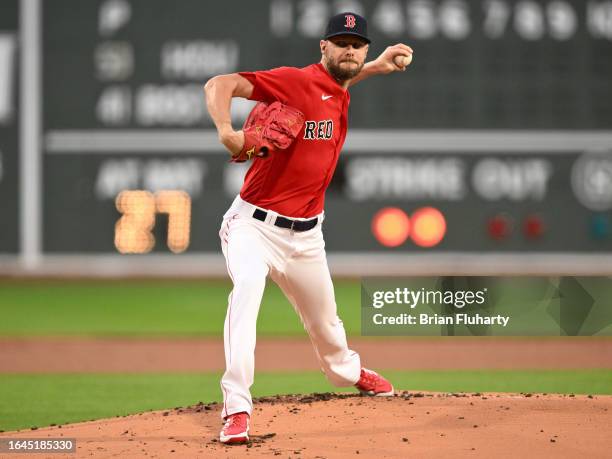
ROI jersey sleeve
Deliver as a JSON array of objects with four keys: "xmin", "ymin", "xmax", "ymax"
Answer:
[{"xmin": 238, "ymin": 67, "xmax": 303, "ymax": 104}]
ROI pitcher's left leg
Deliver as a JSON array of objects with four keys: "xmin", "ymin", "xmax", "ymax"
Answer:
[
  {"xmin": 275, "ymin": 229, "xmax": 394, "ymax": 395},
  {"xmin": 274, "ymin": 243, "xmax": 361, "ymax": 387}
]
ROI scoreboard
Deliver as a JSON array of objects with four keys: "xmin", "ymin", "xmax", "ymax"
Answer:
[
  {"xmin": 0, "ymin": 0, "xmax": 19, "ymax": 254},
  {"xmin": 43, "ymin": 0, "xmax": 612, "ymax": 130},
  {"xmin": 4, "ymin": 0, "xmax": 612, "ymax": 265},
  {"xmin": 42, "ymin": 145, "xmax": 612, "ymax": 253}
]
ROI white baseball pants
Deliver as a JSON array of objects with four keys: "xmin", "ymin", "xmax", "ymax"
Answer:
[{"xmin": 218, "ymin": 195, "xmax": 361, "ymax": 418}]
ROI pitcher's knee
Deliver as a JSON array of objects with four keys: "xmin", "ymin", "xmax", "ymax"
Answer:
[
  {"xmin": 231, "ymin": 273, "xmax": 266, "ymax": 293},
  {"xmin": 305, "ymin": 317, "xmax": 345, "ymax": 342}
]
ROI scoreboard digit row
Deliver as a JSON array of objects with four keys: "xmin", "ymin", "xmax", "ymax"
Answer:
[{"xmin": 44, "ymin": 0, "xmax": 612, "ymax": 130}]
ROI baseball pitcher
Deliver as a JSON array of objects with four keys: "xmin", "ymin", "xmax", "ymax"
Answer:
[{"xmin": 204, "ymin": 11, "xmax": 413, "ymax": 444}]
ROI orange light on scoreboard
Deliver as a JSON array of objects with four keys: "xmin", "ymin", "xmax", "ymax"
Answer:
[
  {"xmin": 411, "ymin": 207, "xmax": 446, "ymax": 247},
  {"xmin": 371, "ymin": 207, "xmax": 411, "ymax": 247}
]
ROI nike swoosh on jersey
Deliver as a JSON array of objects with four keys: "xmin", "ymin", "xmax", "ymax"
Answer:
[{"xmin": 321, "ymin": 95, "xmax": 333, "ymax": 101}]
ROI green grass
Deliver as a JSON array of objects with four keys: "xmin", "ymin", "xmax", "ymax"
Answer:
[
  {"xmin": 2, "ymin": 278, "xmax": 612, "ymax": 337},
  {"xmin": 0, "ymin": 280, "xmax": 360, "ymax": 337},
  {"xmin": 0, "ymin": 370, "xmax": 610, "ymax": 432}
]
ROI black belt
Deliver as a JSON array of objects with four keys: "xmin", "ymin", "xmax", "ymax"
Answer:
[{"xmin": 252, "ymin": 208, "xmax": 318, "ymax": 232}]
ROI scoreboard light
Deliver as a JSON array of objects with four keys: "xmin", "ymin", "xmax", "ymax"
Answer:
[
  {"xmin": 371, "ymin": 207, "xmax": 411, "ymax": 247},
  {"xmin": 155, "ymin": 190, "xmax": 192, "ymax": 253},
  {"xmin": 115, "ymin": 190, "xmax": 192, "ymax": 254},
  {"xmin": 487, "ymin": 214, "xmax": 512, "ymax": 240},
  {"xmin": 523, "ymin": 215, "xmax": 545, "ymax": 239},
  {"xmin": 410, "ymin": 207, "xmax": 446, "ymax": 248},
  {"xmin": 115, "ymin": 191, "xmax": 156, "ymax": 254},
  {"xmin": 590, "ymin": 214, "xmax": 610, "ymax": 240}
]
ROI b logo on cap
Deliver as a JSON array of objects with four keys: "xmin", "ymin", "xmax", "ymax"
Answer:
[{"xmin": 344, "ymin": 14, "xmax": 356, "ymax": 28}]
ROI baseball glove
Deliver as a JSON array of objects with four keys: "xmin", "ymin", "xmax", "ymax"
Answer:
[{"xmin": 231, "ymin": 101, "xmax": 305, "ymax": 163}]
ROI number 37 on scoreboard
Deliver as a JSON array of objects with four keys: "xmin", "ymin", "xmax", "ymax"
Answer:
[{"xmin": 114, "ymin": 190, "xmax": 191, "ymax": 254}]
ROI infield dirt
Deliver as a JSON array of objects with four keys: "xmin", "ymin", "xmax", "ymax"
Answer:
[
  {"xmin": 2, "ymin": 337, "xmax": 611, "ymax": 372},
  {"xmin": 2, "ymin": 391, "xmax": 611, "ymax": 458}
]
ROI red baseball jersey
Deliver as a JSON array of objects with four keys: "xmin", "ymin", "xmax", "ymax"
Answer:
[{"xmin": 238, "ymin": 63, "xmax": 350, "ymax": 218}]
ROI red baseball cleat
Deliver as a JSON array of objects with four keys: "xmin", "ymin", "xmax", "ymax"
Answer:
[
  {"xmin": 355, "ymin": 368, "xmax": 394, "ymax": 396},
  {"xmin": 219, "ymin": 412, "xmax": 250, "ymax": 444}
]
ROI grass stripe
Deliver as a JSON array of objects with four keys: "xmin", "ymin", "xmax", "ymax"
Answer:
[{"xmin": 0, "ymin": 370, "xmax": 610, "ymax": 431}]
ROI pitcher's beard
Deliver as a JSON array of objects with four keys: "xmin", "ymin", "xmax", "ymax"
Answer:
[{"xmin": 326, "ymin": 58, "xmax": 364, "ymax": 82}]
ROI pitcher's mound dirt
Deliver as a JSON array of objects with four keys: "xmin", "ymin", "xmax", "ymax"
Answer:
[{"xmin": 2, "ymin": 392, "xmax": 611, "ymax": 458}]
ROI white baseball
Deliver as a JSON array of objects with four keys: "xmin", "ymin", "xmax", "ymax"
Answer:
[{"xmin": 393, "ymin": 54, "xmax": 412, "ymax": 68}]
